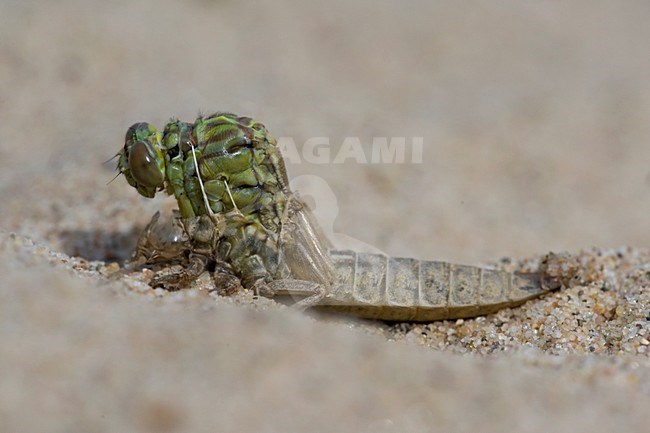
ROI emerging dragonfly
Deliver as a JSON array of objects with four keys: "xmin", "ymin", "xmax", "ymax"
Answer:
[{"xmin": 117, "ymin": 112, "xmax": 560, "ymax": 321}]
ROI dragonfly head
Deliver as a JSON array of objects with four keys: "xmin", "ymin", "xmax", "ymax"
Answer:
[{"xmin": 118, "ymin": 122, "xmax": 166, "ymax": 198}]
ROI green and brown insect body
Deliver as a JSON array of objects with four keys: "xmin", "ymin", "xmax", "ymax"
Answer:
[
  {"xmin": 118, "ymin": 114, "xmax": 277, "ymax": 218},
  {"xmin": 119, "ymin": 112, "xmax": 560, "ymax": 318},
  {"xmin": 120, "ymin": 113, "xmax": 332, "ymax": 302},
  {"xmin": 136, "ymin": 212, "xmax": 243, "ymax": 295},
  {"xmin": 186, "ymin": 114, "xmax": 312, "ymax": 294},
  {"xmin": 132, "ymin": 210, "xmax": 554, "ymax": 321},
  {"xmin": 198, "ymin": 196, "xmax": 335, "ymax": 303},
  {"xmin": 160, "ymin": 120, "xmax": 205, "ymax": 218},
  {"xmin": 193, "ymin": 114, "xmax": 284, "ymax": 219}
]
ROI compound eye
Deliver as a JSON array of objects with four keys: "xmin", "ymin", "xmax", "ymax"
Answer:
[{"xmin": 128, "ymin": 141, "xmax": 164, "ymax": 187}]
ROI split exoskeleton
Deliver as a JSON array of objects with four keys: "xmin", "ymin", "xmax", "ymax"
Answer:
[{"xmin": 118, "ymin": 112, "xmax": 559, "ymax": 321}]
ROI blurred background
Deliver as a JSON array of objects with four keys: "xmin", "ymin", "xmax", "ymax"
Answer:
[
  {"xmin": 1, "ymin": 0, "xmax": 650, "ymax": 264},
  {"xmin": 2, "ymin": 3, "xmax": 650, "ymax": 431}
]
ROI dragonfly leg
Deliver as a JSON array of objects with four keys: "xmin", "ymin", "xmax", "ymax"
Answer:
[
  {"xmin": 209, "ymin": 261, "xmax": 244, "ymax": 296},
  {"xmin": 148, "ymin": 264, "xmax": 190, "ymax": 291},
  {"xmin": 267, "ymin": 279, "xmax": 326, "ymax": 310},
  {"xmin": 149, "ymin": 253, "xmax": 209, "ymax": 290},
  {"xmin": 232, "ymin": 254, "xmax": 325, "ymax": 308}
]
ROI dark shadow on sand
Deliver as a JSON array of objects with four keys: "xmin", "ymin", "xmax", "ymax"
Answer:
[{"xmin": 56, "ymin": 226, "xmax": 145, "ymax": 264}]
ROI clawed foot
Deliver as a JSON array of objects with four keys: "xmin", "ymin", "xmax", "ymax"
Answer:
[
  {"xmin": 147, "ymin": 262, "xmax": 244, "ymax": 295},
  {"xmin": 265, "ymin": 280, "xmax": 327, "ymax": 310},
  {"xmin": 149, "ymin": 264, "xmax": 194, "ymax": 291},
  {"xmin": 210, "ymin": 269, "xmax": 244, "ymax": 296}
]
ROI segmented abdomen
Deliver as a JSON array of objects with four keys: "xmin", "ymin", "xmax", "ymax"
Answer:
[{"xmin": 317, "ymin": 250, "xmax": 547, "ymax": 321}]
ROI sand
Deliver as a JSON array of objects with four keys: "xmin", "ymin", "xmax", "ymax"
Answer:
[{"xmin": 1, "ymin": 1, "xmax": 649, "ymax": 432}]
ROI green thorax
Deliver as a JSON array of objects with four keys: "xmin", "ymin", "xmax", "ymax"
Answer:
[
  {"xmin": 120, "ymin": 113, "xmax": 333, "ymax": 288},
  {"xmin": 120, "ymin": 113, "xmax": 292, "ymax": 231},
  {"xmin": 168, "ymin": 113, "xmax": 288, "ymax": 229}
]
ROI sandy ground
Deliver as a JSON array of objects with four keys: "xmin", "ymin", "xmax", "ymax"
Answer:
[{"xmin": 1, "ymin": 0, "xmax": 649, "ymax": 432}]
